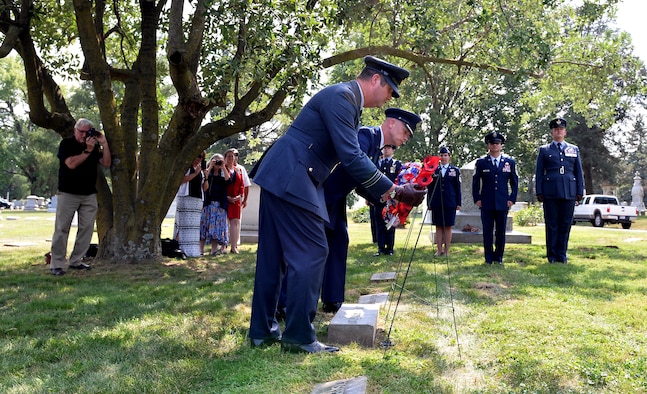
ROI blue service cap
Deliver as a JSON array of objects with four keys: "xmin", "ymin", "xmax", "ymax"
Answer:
[
  {"xmin": 549, "ymin": 118, "xmax": 567, "ymax": 129},
  {"xmin": 364, "ymin": 56, "xmax": 410, "ymax": 98},
  {"xmin": 484, "ymin": 131, "xmax": 506, "ymax": 144},
  {"xmin": 439, "ymin": 146, "xmax": 450, "ymax": 154},
  {"xmin": 385, "ymin": 108, "xmax": 422, "ymax": 135}
]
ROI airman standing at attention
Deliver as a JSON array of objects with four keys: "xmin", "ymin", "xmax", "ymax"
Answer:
[
  {"xmin": 535, "ymin": 118, "xmax": 584, "ymax": 264},
  {"xmin": 472, "ymin": 131, "xmax": 518, "ymax": 265}
]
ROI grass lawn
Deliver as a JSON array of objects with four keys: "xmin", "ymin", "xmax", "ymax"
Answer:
[{"xmin": 1, "ymin": 210, "xmax": 646, "ymax": 393}]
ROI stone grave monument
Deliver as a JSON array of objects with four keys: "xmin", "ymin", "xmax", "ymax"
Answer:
[
  {"xmin": 631, "ymin": 172, "xmax": 645, "ymax": 215},
  {"xmin": 24, "ymin": 195, "xmax": 39, "ymax": 211},
  {"xmin": 240, "ymin": 182, "xmax": 260, "ymax": 243},
  {"xmin": 425, "ymin": 159, "xmax": 530, "ymax": 244},
  {"xmin": 48, "ymin": 195, "xmax": 58, "ymax": 213}
]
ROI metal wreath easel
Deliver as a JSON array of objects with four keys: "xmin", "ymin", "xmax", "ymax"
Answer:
[{"xmin": 379, "ymin": 171, "xmax": 462, "ymax": 360}]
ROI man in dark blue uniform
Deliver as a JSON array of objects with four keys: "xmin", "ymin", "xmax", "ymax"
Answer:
[
  {"xmin": 321, "ymin": 108, "xmax": 422, "ymax": 313},
  {"xmin": 535, "ymin": 118, "xmax": 584, "ymax": 264},
  {"xmin": 373, "ymin": 144, "xmax": 402, "ymax": 256},
  {"xmin": 472, "ymin": 131, "xmax": 518, "ymax": 264},
  {"xmin": 248, "ymin": 56, "xmax": 426, "ymax": 353},
  {"xmin": 427, "ymin": 146, "xmax": 462, "ymax": 256}
]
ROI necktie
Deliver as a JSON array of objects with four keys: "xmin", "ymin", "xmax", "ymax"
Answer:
[
  {"xmin": 493, "ymin": 158, "xmax": 498, "ymax": 167},
  {"xmin": 557, "ymin": 142, "xmax": 562, "ymax": 153}
]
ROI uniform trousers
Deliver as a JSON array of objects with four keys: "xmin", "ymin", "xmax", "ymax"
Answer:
[
  {"xmin": 249, "ymin": 190, "xmax": 328, "ymax": 345},
  {"xmin": 542, "ymin": 198, "xmax": 576, "ymax": 262},
  {"xmin": 369, "ymin": 204, "xmax": 378, "ymax": 243},
  {"xmin": 321, "ymin": 203, "xmax": 349, "ymax": 304},
  {"xmin": 50, "ymin": 192, "xmax": 98, "ymax": 270},
  {"xmin": 480, "ymin": 208, "xmax": 508, "ymax": 263},
  {"xmin": 374, "ymin": 202, "xmax": 395, "ymax": 253}
]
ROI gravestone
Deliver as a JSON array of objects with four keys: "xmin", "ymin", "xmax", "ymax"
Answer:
[
  {"xmin": 327, "ymin": 304, "xmax": 380, "ymax": 347},
  {"xmin": 631, "ymin": 172, "xmax": 645, "ymax": 215},
  {"xmin": 425, "ymin": 159, "xmax": 530, "ymax": 244},
  {"xmin": 311, "ymin": 376, "xmax": 367, "ymax": 394},
  {"xmin": 24, "ymin": 195, "xmax": 39, "ymax": 211},
  {"xmin": 370, "ymin": 271, "xmax": 396, "ymax": 283},
  {"xmin": 358, "ymin": 292, "xmax": 389, "ymax": 305},
  {"xmin": 48, "ymin": 195, "xmax": 58, "ymax": 213},
  {"xmin": 240, "ymin": 182, "xmax": 260, "ymax": 243},
  {"xmin": 165, "ymin": 196, "xmax": 177, "ymax": 218}
]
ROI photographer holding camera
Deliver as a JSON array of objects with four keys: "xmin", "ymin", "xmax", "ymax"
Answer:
[
  {"xmin": 49, "ymin": 118, "xmax": 111, "ymax": 276},
  {"xmin": 200, "ymin": 153, "xmax": 232, "ymax": 255}
]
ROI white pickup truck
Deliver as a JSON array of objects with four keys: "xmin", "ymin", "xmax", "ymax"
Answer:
[{"xmin": 572, "ymin": 194, "xmax": 638, "ymax": 229}]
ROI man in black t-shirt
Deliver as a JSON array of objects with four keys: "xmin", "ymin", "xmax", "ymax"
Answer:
[{"xmin": 49, "ymin": 118, "xmax": 112, "ymax": 276}]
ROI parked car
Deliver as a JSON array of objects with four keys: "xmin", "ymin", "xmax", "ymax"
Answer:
[
  {"xmin": 0, "ymin": 197, "xmax": 12, "ymax": 209},
  {"xmin": 572, "ymin": 194, "xmax": 638, "ymax": 229}
]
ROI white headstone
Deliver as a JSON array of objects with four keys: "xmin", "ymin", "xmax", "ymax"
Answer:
[
  {"xmin": 631, "ymin": 172, "xmax": 645, "ymax": 213},
  {"xmin": 24, "ymin": 195, "xmax": 39, "ymax": 211},
  {"xmin": 48, "ymin": 195, "xmax": 58, "ymax": 213}
]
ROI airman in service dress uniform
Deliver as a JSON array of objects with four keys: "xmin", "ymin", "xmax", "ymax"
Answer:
[
  {"xmin": 426, "ymin": 146, "xmax": 462, "ymax": 256},
  {"xmin": 535, "ymin": 118, "xmax": 584, "ymax": 264},
  {"xmin": 248, "ymin": 57, "xmax": 426, "ymax": 353},
  {"xmin": 472, "ymin": 131, "xmax": 518, "ymax": 264},
  {"xmin": 320, "ymin": 108, "xmax": 421, "ymax": 313},
  {"xmin": 373, "ymin": 144, "xmax": 402, "ymax": 256}
]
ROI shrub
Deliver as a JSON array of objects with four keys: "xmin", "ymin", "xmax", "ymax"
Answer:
[
  {"xmin": 514, "ymin": 205, "xmax": 544, "ymax": 226},
  {"xmin": 351, "ymin": 205, "xmax": 371, "ymax": 223}
]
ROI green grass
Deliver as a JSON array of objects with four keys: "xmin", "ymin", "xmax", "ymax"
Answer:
[{"xmin": 1, "ymin": 210, "xmax": 647, "ymax": 393}]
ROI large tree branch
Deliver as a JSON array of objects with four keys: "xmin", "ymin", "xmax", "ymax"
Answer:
[
  {"xmin": 0, "ymin": 0, "xmax": 32, "ymax": 57},
  {"xmin": 325, "ymin": 47, "xmax": 547, "ymax": 79}
]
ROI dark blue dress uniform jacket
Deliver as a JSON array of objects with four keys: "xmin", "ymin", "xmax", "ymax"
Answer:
[
  {"xmin": 249, "ymin": 81, "xmax": 393, "ymax": 345},
  {"xmin": 252, "ymin": 81, "xmax": 392, "ymax": 220},
  {"xmin": 535, "ymin": 142, "xmax": 584, "ymax": 200},
  {"xmin": 427, "ymin": 165, "xmax": 462, "ymax": 210},
  {"xmin": 324, "ymin": 126, "xmax": 384, "ymax": 227},
  {"xmin": 472, "ymin": 154, "xmax": 518, "ymax": 210},
  {"xmin": 535, "ymin": 140, "xmax": 584, "ymax": 263}
]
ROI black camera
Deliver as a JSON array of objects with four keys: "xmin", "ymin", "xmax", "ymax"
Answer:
[
  {"xmin": 86, "ymin": 128, "xmax": 100, "ymax": 138},
  {"xmin": 215, "ymin": 160, "xmax": 223, "ymax": 165}
]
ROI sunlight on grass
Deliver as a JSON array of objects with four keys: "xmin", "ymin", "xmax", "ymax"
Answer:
[{"xmin": 1, "ymin": 211, "xmax": 647, "ymax": 392}]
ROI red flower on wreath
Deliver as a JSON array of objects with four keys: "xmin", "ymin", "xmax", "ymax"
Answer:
[{"xmin": 383, "ymin": 155, "xmax": 440, "ymax": 229}]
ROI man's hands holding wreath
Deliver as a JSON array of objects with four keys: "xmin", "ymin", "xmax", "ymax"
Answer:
[
  {"xmin": 383, "ymin": 156, "xmax": 440, "ymax": 229},
  {"xmin": 394, "ymin": 183, "xmax": 427, "ymax": 206}
]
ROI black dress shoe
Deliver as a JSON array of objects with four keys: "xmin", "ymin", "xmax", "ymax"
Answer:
[
  {"xmin": 485, "ymin": 260, "xmax": 493, "ymax": 265},
  {"xmin": 373, "ymin": 251, "xmax": 383, "ymax": 257},
  {"xmin": 50, "ymin": 268, "xmax": 66, "ymax": 276},
  {"xmin": 250, "ymin": 336, "xmax": 281, "ymax": 348},
  {"xmin": 69, "ymin": 263, "xmax": 91, "ymax": 270},
  {"xmin": 281, "ymin": 341, "xmax": 339, "ymax": 354},
  {"xmin": 387, "ymin": 251, "xmax": 394, "ymax": 255},
  {"xmin": 322, "ymin": 302, "xmax": 342, "ymax": 313},
  {"xmin": 548, "ymin": 259, "xmax": 556, "ymax": 264}
]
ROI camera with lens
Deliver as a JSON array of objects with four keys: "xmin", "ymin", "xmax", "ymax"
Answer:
[
  {"xmin": 86, "ymin": 128, "xmax": 100, "ymax": 138},
  {"xmin": 215, "ymin": 160, "xmax": 223, "ymax": 166}
]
